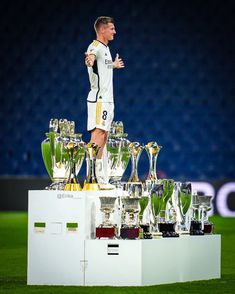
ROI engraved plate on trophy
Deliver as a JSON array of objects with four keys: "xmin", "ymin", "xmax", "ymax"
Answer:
[{"xmin": 83, "ymin": 142, "xmax": 100, "ymax": 191}]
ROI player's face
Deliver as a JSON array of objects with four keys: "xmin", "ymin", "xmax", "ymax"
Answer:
[{"xmin": 103, "ymin": 23, "xmax": 116, "ymax": 41}]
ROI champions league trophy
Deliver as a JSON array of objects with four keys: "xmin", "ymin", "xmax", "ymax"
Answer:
[
  {"xmin": 41, "ymin": 119, "xmax": 85, "ymax": 190},
  {"xmin": 96, "ymin": 195, "xmax": 117, "ymax": 239},
  {"xmin": 83, "ymin": 142, "xmax": 100, "ymax": 191},
  {"xmin": 120, "ymin": 142, "xmax": 144, "ymax": 239},
  {"xmin": 106, "ymin": 121, "xmax": 131, "ymax": 186},
  {"xmin": 198, "ymin": 195, "xmax": 213, "ymax": 234},
  {"xmin": 145, "ymin": 141, "xmax": 162, "ymax": 191}
]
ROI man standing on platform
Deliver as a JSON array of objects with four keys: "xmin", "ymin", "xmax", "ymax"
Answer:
[{"xmin": 85, "ymin": 16, "xmax": 124, "ymax": 189}]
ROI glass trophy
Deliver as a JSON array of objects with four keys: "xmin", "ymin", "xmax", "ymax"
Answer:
[
  {"xmin": 106, "ymin": 121, "xmax": 131, "ymax": 186},
  {"xmin": 139, "ymin": 190, "xmax": 151, "ymax": 239},
  {"xmin": 83, "ymin": 142, "xmax": 100, "ymax": 191},
  {"xmin": 150, "ymin": 184, "xmax": 164, "ymax": 238},
  {"xmin": 96, "ymin": 196, "xmax": 117, "ymax": 239},
  {"xmin": 198, "ymin": 195, "xmax": 213, "ymax": 234},
  {"xmin": 190, "ymin": 193, "xmax": 204, "ymax": 235},
  {"xmin": 158, "ymin": 179, "xmax": 179, "ymax": 237},
  {"xmin": 145, "ymin": 141, "xmax": 162, "ymax": 191}
]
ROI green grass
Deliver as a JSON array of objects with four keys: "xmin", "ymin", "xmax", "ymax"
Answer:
[{"xmin": 0, "ymin": 213, "xmax": 235, "ymax": 293}]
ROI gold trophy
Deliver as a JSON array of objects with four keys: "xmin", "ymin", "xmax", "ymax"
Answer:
[
  {"xmin": 145, "ymin": 141, "xmax": 162, "ymax": 191},
  {"xmin": 83, "ymin": 142, "xmax": 100, "ymax": 191}
]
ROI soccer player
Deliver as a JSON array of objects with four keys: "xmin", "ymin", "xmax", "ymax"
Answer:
[{"xmin": 85, "ymin": 16, "xmax": 124, "ymax": 189}]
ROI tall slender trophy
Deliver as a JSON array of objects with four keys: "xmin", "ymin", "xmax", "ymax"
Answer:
[
  {"xmin": 158, "ymin": 179, "xmax": 178, "ymax": 237},
  {"xmin": 198, "ymin": 195, "xmax": 213, "ymax": 234},
  {"xmin": 190, "ymin": 193, "xmax": 204, "ymax": 235},
  {"xmin": 145, "ymin": 141, "xmax": 162, "ymax": 191},
  {"xmin": 83, "ymin": 142, "xmax": 100, "ymax": 191},
  {"xmin": 106, "ymin": 121, "xmax": 131, "ymax": 186},
  {"xmin": 96, "ymin": 195, "xmax": 117, "ymax": 239}
]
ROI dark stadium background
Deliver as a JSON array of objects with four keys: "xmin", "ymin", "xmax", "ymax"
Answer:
[{"xmin": 0, "ymin": 0, "xmax": 235, "ymax": 211}]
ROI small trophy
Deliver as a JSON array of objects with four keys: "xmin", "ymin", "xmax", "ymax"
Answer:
[
  {"xmin": 139, "ymin": 192, "xmax": 151, "ymax": 239},
  {"xmin": 83, "ymin": 142, "xmax": 100, "ymax": 191},
  {"xmin": 198, "ymin": 195, "xmax": 213, "ymax": 234},
  {"xmin": 96, "ymin": 196, "xmax": 117, "ymax": 239},
  {"xmin": 174, "ymin": 182, "xmax": 192, "ymax": 234},
  {"xmin": 106, "ymin": 121, "xmax": 131, "ymax": 186},
  {"xmin": 158, "ymin": 179, "xmax": 179, "ymax": 237},
  {"xmin": 145, "ymin": 141, "xmax": 162, "ymax": 191},
  {"xmin": 190, "ymin": 193, "xmax": 204, "ymax": 235},
  {"xmin": 120, "ymin": 195, "xmax": 140, "ymax": 239},
  {"xmin": 150, "ymin": 184, "xmax": 164, "ymax": 238}
]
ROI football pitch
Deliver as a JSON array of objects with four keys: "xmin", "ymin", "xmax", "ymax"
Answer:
[{"xmin": 0, "ymin": 213, "xmax": 235, "ymax": 293}]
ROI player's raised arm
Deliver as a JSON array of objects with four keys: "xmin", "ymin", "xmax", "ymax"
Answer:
[
  {"xmin": 85, "ymin": 52, "xmax": 96, "ymax": 67},
  {"xmin": 113, "ymin": 53, "xmax": 125, "ymax": 69}
]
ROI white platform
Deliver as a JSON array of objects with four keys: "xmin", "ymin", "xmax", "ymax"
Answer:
[{"xmin": 27, "ymin": 190, "xmax": 221, "ymax": 286}]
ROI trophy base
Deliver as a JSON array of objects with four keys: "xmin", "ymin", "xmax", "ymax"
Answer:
[
  {"xmin": 120, "ymin": 227, "xmax": 140, "ymax": 239},
  {"xmin": 140, "ymin": 225, "xmax": 152, "ymax": 239},
  {"xmin": 83, "ymin": 183, "xmax": 100, "ymax": 191},
  {"xmin": 159, "ymin": 222, "xmax": 179, "ymax": 238},
  {"xmin": 203, "ymin": 223, "xmax": 214, "ymax": 234},
  {"xmin": 64, "ymin": 183, "xmax": 82, "ymax": 191},
  {"xmin": 46, "ymin": 182, "xmax": 65, "ymax": 190},
  {"xmin": 96, "ymin": 227, "xmax": 116, "ymax": 239},
  {"xmin": 190, "ymin": 221, "xmax": 204, "ymax": 236},
  {"xmin": 152, "ymin": 232, "xmax": 163, "ymax": 239}
]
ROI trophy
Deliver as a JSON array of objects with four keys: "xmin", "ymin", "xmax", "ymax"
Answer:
[
  {"xmin": 150, "ymin": 184, "xmax": 164, "ymax": 238},
  {"xmin": 64, "ymin": 132, "xmax": 85, "ymax": 191},
  {"xmin": 198, "ymin": 195, "xmax": 213, "ymax": 234},
  {"xmin": 138, "ymin": 189, "xmax": 151, "ymax": 239},
  {"xmin": 41, "ymin": 119, "xmax": 85, "ymax": 190},
  {"xmin": 190, "ymin": 193, "xmax": 204, "ymax": 235},
  {"xmin": 174, "ymin": 182, "xmax": 192, "ymax": 234},
  {"xmin": 120, "ymin": 195, "xmax": 140, "ymax": 239},
  {"xmin": 158, "ymin": 179, "xmax": 178, "ymax": 237},
  {"xmin": 145, "ymin": 141, "xmax": 162, "ymax": 191},
  {"xmin": 96, "ymin": 195, "xmax": 117, "ymax": 239},
  {"xmin": 83, "ymin": 142, "xmax": 100, "ymax": 191},
  {"xmin": 106, "ymin": 121, "xmax": 131, "ymax": 186}
]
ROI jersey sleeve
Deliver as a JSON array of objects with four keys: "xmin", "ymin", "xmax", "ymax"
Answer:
[{"xmin": 87, "ymin": 40, "xmax": 101, "ymax": 57}]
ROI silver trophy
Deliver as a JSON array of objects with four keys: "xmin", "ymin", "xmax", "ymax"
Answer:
[
  {"xmin": 150, "ymin": 184, "xmax": 164, "ymax": 237},
  {"xmin": 41, "ymin": 118, "xmax": 85, "ymax": 190},
  {"xmin": 198, "ymin": 195, "xmax": 213, "ymax": 234},
  {"xmin": 190, "ymin": 193, "xmax": 204, "ymax": 235},
  {"xmin": 96, "ymin": 196, "xmax": 117, "ymax": 239},
  {"xmin": 106, "ymin": 121, "xmax": 131, "ymax": 186}
]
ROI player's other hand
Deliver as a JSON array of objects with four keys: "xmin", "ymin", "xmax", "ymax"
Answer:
[
  {"xmin": 113, "ymin": 53, "xmax": 125, "ymax": 69},
  {"xmin": 85, "ymin": 52, "xmax": 95, "ymax": 67}
]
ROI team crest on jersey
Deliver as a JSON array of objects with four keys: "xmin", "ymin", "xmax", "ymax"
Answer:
[{"xmin": 92, "ymin": 40, "xmax": 99, "ymax": 47}]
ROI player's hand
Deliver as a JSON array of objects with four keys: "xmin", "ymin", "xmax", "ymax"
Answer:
[
  {"xmin": 113, "ymin": 53, "xmax": 125, "ymax": 69},
  {"xmin": 85, "ymin": 52, "xmax": 95, "ymax": 67}
]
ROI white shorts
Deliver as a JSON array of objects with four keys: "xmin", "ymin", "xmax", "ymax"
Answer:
[{"xmin": 87, "ymin": 100, "xmax": 114, "ymax": 132}]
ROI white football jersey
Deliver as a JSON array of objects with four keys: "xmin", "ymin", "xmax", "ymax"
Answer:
[{"xmin": 86, "ymin": 40, "xmax": 114, "ymax": 103}]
